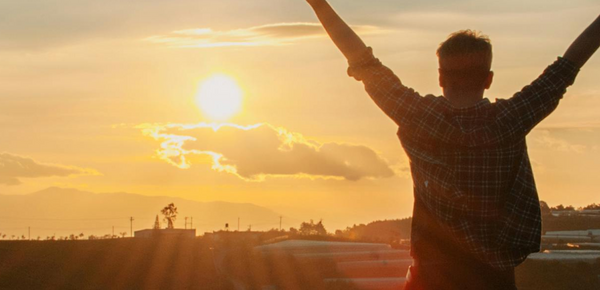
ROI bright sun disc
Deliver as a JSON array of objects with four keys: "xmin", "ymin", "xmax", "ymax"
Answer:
[{"xmin": 196, "ymin": 74, "xmax": 243, "ymax": 120}]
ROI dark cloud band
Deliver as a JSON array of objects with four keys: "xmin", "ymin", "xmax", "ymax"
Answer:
[{"xmin": 0, "ymin": 153, "xmax": 100, "ymax": 186}]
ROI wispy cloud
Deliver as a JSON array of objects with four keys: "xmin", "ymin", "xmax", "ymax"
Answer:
[
  {"xmin": 137, "ymin": 122, "xmax": 395, "ymax": 181},
  {"xmin": 530, "ymin": 130, "xmax": 587, "ymax": 154},
  {"xmin": 0, "ymin": 153, "xmax": 101, "ymax": 186},
  {"xmin": 145, "ymin": 22, "xmax": 384, "ymax": 48}
]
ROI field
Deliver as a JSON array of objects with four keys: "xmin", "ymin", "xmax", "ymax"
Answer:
[
  {"xmin": 0, "ymin": 238, "xmax": 225, "ymax": 290},
  {"xmin": 1, "ymin": 237, "xmax": 599, "ymax": 290}
]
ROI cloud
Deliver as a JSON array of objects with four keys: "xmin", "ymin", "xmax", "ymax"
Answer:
[
  {"xmin": 145, "ymin": 22, "xmax": 384, "ymax": 48},
  {"xmin": 138, "ymin": 123, "xmax": 395, "ymax": 181},
  {"xmin": 0, "ymin": 153, "xmax": 100, "ymax": 186},
  {"xmin": 529, "ymin": 130, "xmax": 587, "ymax": 154}
]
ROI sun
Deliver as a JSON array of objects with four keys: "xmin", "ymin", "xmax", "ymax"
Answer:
[{"xmin": 196, "ymin": 74, "xmax": 243, "ymax": 121}]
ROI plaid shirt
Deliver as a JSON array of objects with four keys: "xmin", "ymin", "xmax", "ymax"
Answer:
[{"xmin": 348, "ymin": 48, "xmax": 580, "ymax": 270}]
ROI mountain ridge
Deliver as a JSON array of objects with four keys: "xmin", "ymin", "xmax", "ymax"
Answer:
[{"xmin": 0, "ymin": 187, "xmax": 286, "ymax": 238}]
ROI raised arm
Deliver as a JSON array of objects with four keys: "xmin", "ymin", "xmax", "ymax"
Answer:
[
  {"xmin": 563, "ymin": 15, "xmax": 600, "ymax": 68},
  {"xmin": 306, "ymin": 0, "xmax": 427, "ymax": 128},
  {"xmin": 470, "ymin": 15, "xmax": 600, "ymax": 146},
  {"xmin": 306, "ymin": 0, "xmax": 368, "ymax": 62}
]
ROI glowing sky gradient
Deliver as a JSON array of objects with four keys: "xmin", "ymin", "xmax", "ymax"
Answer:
[{"xmin": 1, "ymin": 0, "xmax": 600, "ymax": 232}]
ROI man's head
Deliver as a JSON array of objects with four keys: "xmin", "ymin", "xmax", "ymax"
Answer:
[{"xmin": 437, "ymin": 30, "xmax": 494, "ymax": 106}]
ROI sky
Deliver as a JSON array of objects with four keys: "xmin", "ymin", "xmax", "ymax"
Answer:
[{"xmin": 1, "ymin": 0, "xmax": 600, "ymax": 232}]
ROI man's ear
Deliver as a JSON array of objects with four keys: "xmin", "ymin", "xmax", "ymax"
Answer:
[
  {"xmin": 484, "ymin": 71, "xmax": 494, "ymax": 90},
  {"xmin": 439, "ymin": 69, "xmax": 445, "ymax": 88}
]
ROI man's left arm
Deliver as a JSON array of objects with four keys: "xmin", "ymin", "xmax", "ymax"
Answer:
[
  {"xmin": 306, "ymin": 0, "xmax": 368, "ymax": 63},
  {"xmin": 306, "ymin": 0, "xmax": 423, "ymax": 127}
]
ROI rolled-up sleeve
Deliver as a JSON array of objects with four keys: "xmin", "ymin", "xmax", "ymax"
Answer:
[
  {"xmin": 347, "ymin": 47, "xmax": 424, "ymax": 128},
  {"xmin": 500, "ymin": 57, "xmax": 579, "ymax": 136}
]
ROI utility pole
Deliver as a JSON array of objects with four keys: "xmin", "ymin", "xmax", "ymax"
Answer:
[
  {"xmin": 238, "ymin": 217, "xmax": 240, "ymax": 231},
  {"xmin": 112, "ymin": 226, "xmax": 114, "ymax": 239},
  {"xmin": 28, "ymin": 227, "xmax": 30, "ymax": 241},
  {"xmin": 279, "ymin": 216, "xmax": 282, "ymax": 231},
  {"xmin": 130, "ymin": 217, "xmax": 134, "ymax": 238}
]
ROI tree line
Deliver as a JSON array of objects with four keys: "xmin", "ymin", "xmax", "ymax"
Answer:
[{"xmin": 541, "ymin": 201, "xmax": 600, "ymax": 211}]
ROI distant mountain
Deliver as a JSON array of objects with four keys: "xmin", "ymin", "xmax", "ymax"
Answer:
[{"xmin": 0, "ymin": 187, "xmax": 284, "ymax": 239}]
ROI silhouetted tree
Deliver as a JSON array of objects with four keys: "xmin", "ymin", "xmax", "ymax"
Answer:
[
  {"xmin": 336, "ymin": 218, "xmax": 412, "ymax": 243},
  {"xmin": 540, "ymin": 201, "xmax": 551, "ymax": 216},
  {"xmin": 161, "ymin": 203, "xmax": 178, "ymax": 229},
  {"xmin": 299, "ymin": 219, "xmax": 327, "ymax": 236},
  {"xmin": 314, "ymin": 220, "xmax": 327, "ymax": 235}
]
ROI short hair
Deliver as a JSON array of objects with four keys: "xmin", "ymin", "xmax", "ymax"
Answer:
[
  {"xmin": 437, "ymin": 30, "xmax": 493, "ymax": 90},
  {"xmin": 437, "ymin": 30, "xmax": 492, "ymax": 70}
]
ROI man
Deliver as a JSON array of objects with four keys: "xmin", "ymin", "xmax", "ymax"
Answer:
[{"xmin": 305, "ymin": 0, "xmax": 600, "ymax": 289}]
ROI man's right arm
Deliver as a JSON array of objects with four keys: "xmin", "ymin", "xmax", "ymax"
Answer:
[
  {"xmin": 478, "ymin": 15, "xmax": 599, "ymax": 146},
  {"xmin": 563, "ymin": 15, "xmax": 600, "ymax": 68}
]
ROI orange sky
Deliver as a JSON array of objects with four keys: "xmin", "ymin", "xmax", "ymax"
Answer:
[{"xmin": 1, "ymin": 0, "xmax": 600, "ymax": 232}]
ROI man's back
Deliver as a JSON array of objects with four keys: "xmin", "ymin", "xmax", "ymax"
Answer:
[
  {"xmin": 353, "ymin": 57, "xmax": 580, "ymax": 268},
  {"xmin": 403, "ymin": 97, "xmax": 537, "ymax": 268}
]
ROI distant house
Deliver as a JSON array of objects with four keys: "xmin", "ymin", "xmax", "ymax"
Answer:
[
  {"xmin": 134, "ymin": 228, "xmax": 196, "ymax": 239},
  {"xmin": 551, "ymin": 209, "xmax": 600, "ymax": 217},
  {"xmin": 134, "ymin": 214, "xmax": 196, "ymax": 238},
  {"xmin": 580, "ymin": 209, "xmax": 600, "ymax": 216}
]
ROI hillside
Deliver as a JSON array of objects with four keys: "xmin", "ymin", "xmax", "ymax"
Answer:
[{"xmin": 0, "ymin": 187, "xmax": 284, "ymax": 239}]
